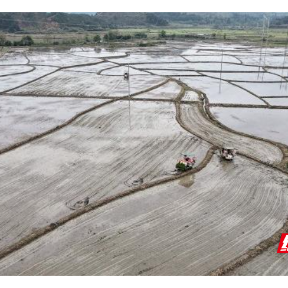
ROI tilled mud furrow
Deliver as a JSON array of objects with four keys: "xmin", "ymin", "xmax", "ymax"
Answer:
[
  {"xmin": 0, "ymin": 155, "xmax": 287, "ymax": 275},
  {"xmin": 8, "ymin": 71, "xmax": 166, "ymax": 98}
]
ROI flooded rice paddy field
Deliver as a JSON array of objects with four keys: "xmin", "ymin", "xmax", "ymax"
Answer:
[
  {"xmin": 147, "ymin": 70, "xmax": 200, "ymax": 76},
  {"xmin": 0, "ymin": 66, "xmax": 58, "ymax": 93},
  {"xmin": 112, "ymin": 54, "xmax": 186, "ymax": 64},
  {"xmin": 8, "ymin": 71, "xmax": 165, "ymax": 98},
  {"xmin": 211, "ymin": 107, "xmax": 288, "ymax": 146},
  {"xmin": 26, "ymin": 52, "xmax": 103, "ymax": 67},
  {"xmin": 66, "ymin": 61, "xmax": 117, "ymax": 74},
  {"xmin": 182, "ymin": 55, "xmax": 241, "ymax": 63},
  {"xmin": 101, "ymin": 66, "xmax": 149, "ymax": 76},
  {"xmin": 132, "ymin": 62, "xmax": 263, "ymax": 72},
  {"xmin": 0, "ymin": 65, "xmax": 34, "ymax": 77},
  {"xmin": 266, "ymin": 97, "xmax": 288, "ymax": 106},
  {"xmin": 0, "ymin": 96, "xmax": 106, "ymax": 150},
  {"xmin": 203, "ymin": 72, "xmax": 283, "ymax": 82},
  {"xmin": 182, "ymin": 77, "xmax": 265, "ymax": 105},
  {"xmin": 134, "ymin": 80, "xmax": 181, "ymax": 100},
  {"xmin": 239, "ymin": 82, "xmax": 288, "ymax": 97},
  {"xmin": 0, "ymin": 52, "xmax": 28, "ymax": 65},
  {"xmin": 0, "ymin": 41, "xmax": 288, "ymax": 275}
]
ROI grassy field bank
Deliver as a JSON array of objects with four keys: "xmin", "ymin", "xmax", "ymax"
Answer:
[{"xmin": 1, "ymin": 26, "xmax": 288, "ymax": 47}]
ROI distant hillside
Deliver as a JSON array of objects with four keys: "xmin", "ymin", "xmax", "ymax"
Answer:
[
  {"xmin": 271, "ymin": 15, "xmax": 288, "ymax": 27},
  {"xmin": 0, "ymin": 12, "xmax": 288, "ymax": 33},
  {"xmin": 0, "ymin": 12, "xmax": 168, "ymax": 33},
  {"xmin": 96, "ymin": 13, "xmax": 168, "ymax": 27},
  {"xmin": 155, "ymin": 12, "xmax": 288, "ymax": 28}
]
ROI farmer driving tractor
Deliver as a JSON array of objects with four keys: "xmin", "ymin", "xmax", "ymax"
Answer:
[
  {"xmin": 220, "ymin": 146, "xmax": 236, "ymax": 161},
  {"xmin": 176, "ymin": 153, "xmax": 196, "ymax": 171}
]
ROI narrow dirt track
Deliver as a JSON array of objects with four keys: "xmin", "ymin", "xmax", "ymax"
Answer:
[{"xmin": 0, "ymin": 155, "xmax": 287, "ymax": 275}]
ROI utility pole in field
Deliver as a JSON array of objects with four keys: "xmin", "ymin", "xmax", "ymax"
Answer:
[
  {"xmin": 262, "ymin": 16, "xmax": 270, "ymax": 81},
  {"xmin": 219, "ymin": 45, "xmax": 224, "ymax": 93},
  {"xmin": 280, "ymin": 27, "xmax": 288, "ymax": 90},
  {"xmin": 124, "ymin": 65, "xmax": 131, "ymax": 129},
  {"xmin": 257, "ymin": 17, "xmax": 266, "ymax": 79}
]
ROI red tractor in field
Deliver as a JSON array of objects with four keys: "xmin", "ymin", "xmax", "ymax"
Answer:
[{"xmin": 176, "ymin": 153, "xmax": 196, "ymax": 171}]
